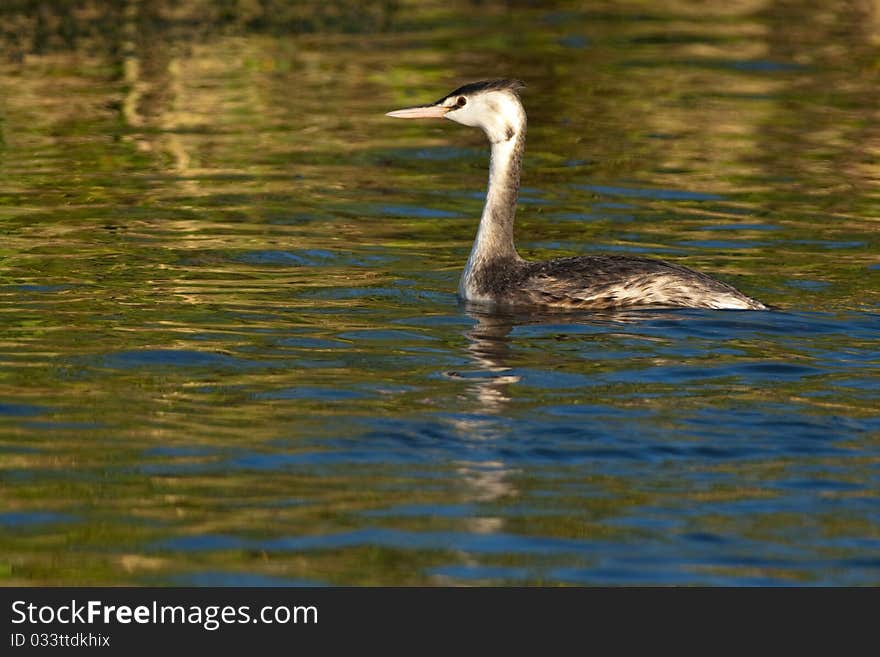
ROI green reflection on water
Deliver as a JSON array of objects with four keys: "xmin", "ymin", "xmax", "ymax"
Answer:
[{"xmin": 0, "ymin": 1, "xmax": 878, "ymax": 585}]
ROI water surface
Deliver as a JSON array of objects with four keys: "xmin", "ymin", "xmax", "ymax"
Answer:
[{"xmin": 0, "ymin": 0, "xmax": 878, "ymax": 585}]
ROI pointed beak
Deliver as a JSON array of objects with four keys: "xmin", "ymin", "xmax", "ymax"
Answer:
[{"xmin": 386, "ymin": 104, "xmax": 450, "ymax": 119}]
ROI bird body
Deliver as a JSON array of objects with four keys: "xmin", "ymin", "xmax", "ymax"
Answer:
[{"xmin": 387, "ymin": 79, "xmax": 768, "ymax": 311}]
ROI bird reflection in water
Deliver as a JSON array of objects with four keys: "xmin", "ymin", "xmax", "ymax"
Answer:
[{"xmin": 442, "ymin": 305, "xmax": 680, "ymax": 539}]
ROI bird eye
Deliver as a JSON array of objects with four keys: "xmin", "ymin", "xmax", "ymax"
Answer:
[{"xmin": 456, "ymin": 96, "xmax": 467, "ymax": 107}]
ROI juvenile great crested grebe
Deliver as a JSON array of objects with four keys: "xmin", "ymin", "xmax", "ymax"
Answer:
[{"xmin": 386, "ymin": 79, "xmax": 768, "ymax": 310}]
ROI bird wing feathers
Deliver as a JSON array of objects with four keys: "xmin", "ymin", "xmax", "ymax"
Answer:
[{"xmin": 517, "ymin": 256, "xmax": 765, "ymax": 310}]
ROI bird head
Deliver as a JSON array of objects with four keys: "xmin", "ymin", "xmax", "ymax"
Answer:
[{"xmin": 386, "ymin": 79, "xmax": 526, "ymax": 143}]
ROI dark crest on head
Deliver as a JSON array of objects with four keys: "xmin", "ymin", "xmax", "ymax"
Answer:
[{"xmin": 440, "ymin": 79, "xmax": 526, "ymax": 103}]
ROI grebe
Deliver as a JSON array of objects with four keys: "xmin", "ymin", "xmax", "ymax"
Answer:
[{"xmin": 386, "ymin": 79, "xmax": 768, "ymax": 310}]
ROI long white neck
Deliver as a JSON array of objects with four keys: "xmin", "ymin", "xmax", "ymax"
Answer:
[{"xmin": 458, "ymin": 127, "xmax": 526, "ymax": 300}]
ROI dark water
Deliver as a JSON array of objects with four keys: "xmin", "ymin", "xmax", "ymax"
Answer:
[{"xmin": 1, "ymin": 1, "xmax": 878, "ymax": 585}]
